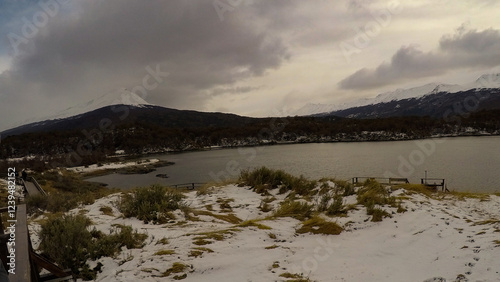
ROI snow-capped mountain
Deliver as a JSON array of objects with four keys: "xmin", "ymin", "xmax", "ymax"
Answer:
[
  {"xmin": 0, "ymin": 88, "xmax": 156, "ymax": 136},
  {"xmin": 0, "ymin": 92, "xmax": 256, "ymax": 137},
  {"xmin": 40, "ymin": 88, "xmax": 151, "ymax": 122},
  {"xmin": 294, "ymin": 74, "xmax": 500, "ymax": 116},
  {"xmin": 4, "ymin": 88, "xmax": 151, "ymax": 130}
]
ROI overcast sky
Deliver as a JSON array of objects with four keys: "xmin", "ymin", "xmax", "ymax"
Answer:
[{"xmin": 1, "ymin": 0, "xmax": 500, "ymax": 130}]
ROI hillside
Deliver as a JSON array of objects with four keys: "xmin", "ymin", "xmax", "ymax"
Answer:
[
  {"xmin": 294, "ymin": 73, "xmax": 500, "ymax": 116},
  {"xmin": 324, "ymin": 88, "xmax": 500, "ymax": 119},
  {"xmin": 1, "ymin": 105, "xmax": 259, "ymax": 137}
]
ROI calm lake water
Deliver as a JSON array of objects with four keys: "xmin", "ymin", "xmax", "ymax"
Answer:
[{"xmin": 88, "ymin": 136, "xmax": 500, "ymax": 193}]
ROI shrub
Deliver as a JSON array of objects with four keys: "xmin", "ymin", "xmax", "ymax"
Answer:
[
  {"xmin": 46, "ymin": 192, "xmax": 80, "ymax": 213},
  {"xmin": 239, "ymin": 167, "xmax": 290, "ymax": 188},
  {"xmin": 26, "ymin": 191, "xmax": 98, "ymax": 215},
  {"xmin": 366, "ymin": 202, "xmax": 392, "ymax": 222},
  {"xmin": 26, "ymin": 194, "xmax": 49, "ymax": 214},
  {"xmin": 335, "ymin": 180, "xmax": 355, "ymax": 196},
  {"xmin": 259, "ymin": 201, "xmax": 273, "ymax": 212},
  {"xmin": 369, "ymin": 208, "xmax": 391, "ymax": 222},
  {"xmin": 119, "ymin": 184, "xmax": 186, "ymax": 224},
  {"xmin": 39, "ymin": 215, "xmax": 147, "ymax": 280},
  {"xmin": 39, "ymin": 215, "xmax": 93, "ymax": 276},
  {"xmin": 317, "ymin": 194, "xmax": 332, "ymax": 212},
  {"xmin": 273, "ymin": 200, "xmax": 314, "ymax": 221},
  {"xmin": 281, "ymin": 175, "xmax": 316, "ymax": 196},
  {"xmin": 239, "ymin": 167, "xmax": 316, "ymax": 196},
  {"xmin": 357, "ymin": 179, "xmax": 395, "ymax": 207},
  {"xmin": 326, "ymin": 194, "xmax": 346, "ymax": 216},
  {"xmin": 49, "ymin": 172, "xmax": 102, "ymax": 193}
]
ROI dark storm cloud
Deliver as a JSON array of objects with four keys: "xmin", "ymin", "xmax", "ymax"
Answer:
[
  {"xmin": 339, "ymin": 27, "xmax": 500, "ymax": 90},
  {"xmin": 1, "ymin": 0, "xmax": 290, "ymax": 107}
]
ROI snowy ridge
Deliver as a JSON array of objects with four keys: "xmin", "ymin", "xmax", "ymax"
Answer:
[
  {"xmin": 4, "ymin": 88, "xmax": 151, "ymax": 130},
  {"xmin": 294, "ymin": 73, "xmax": 500, "ymax": 116},
  {"xmin": 48, "ymin": 88, "xmax": 151, "ymax": 121}
]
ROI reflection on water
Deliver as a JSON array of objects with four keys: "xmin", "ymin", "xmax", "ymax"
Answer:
[{"xmin": 87, "ymin": 136, "xmax": 500, "ymax": 193}]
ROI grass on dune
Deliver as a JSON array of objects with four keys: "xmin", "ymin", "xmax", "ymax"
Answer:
[{"xmin": 296, "ymin": 216, "xmax": 343, "ymax": 235}]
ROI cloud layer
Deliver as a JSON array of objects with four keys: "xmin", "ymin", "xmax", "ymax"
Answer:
[
  {"xmin": 339, "ymin": 28, "xmax": 500, "ymax": 89},
  {"xmin": 0, "ymin": 0, "xmax": 500, "ymax": 130}
]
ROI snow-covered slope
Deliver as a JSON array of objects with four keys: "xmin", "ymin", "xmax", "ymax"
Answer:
[
  {"xmin": 26, "ymin": 181, "xmax": 500, "ymax": 282},
  {"xmin": 47, "ymin": 88, "xmax": 151, "ymax": 121},
  {"xmin": 470, "ymin": 73, "xmax": 500, "ymax": 89},
  {"xmin": 294, "ymin": 74, "xmax": 500, "ymax": 116},
  {"xmin": 8, "ymin": 88, "xmax": 151, "ymax": 129}
]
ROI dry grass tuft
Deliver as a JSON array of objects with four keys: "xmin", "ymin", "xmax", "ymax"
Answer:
[
  {"xmin": 238, "ymin": 220, "xmax": 272, "ymax": 230},
  {"xmin": 273, "ymin": 200, "xmax": 314, "ymax": 221},
  {"xmin": 191, "ymin": 210, "xmax": 242, "ymax": 224},
  {"xmin": 449, "ymin": 191, "xmax": 490, "ymax": 201},
  {"xmin": 472, "ymin": 219, "xmax": 500, "ymax": 226},
  {"xmin": 99, "ymin": 206, "xmax": 114, "ymax": 216},
  {"xmin": 161, "ymin": 262, "xmax": 189, "ymax": 278},
  {"xmin": 296, "ymin": 216, "xmax": 342, "ymax": 235},
  {"xmin": 191, "ymin": 229, "xmax": 240, "ymax": 246},
  {"xmin": 154, "ymin": 249, "xmax": 176, "ymax": 256}
]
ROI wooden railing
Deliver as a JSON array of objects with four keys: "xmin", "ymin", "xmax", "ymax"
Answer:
[
  {"xmin": 421, "ymin": 178, "xmax": 447, "ymax": 192},
  {"xmin": 28, "ymin": 177, "xmax": 47, "ymax": 197},
  {"xmin": 170, "ymin": 183, "xmax": 204, "ymax": 190},
  {"xmin": 0, "ymin": 176, "xmax": 71, "ymax": 281},
  {"xmin": 352, "ymin": 177, "xmax": 409, "ymax": 185}
]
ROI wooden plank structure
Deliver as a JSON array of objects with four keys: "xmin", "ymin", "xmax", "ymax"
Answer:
[
  {"xmin": 9, "ymin": 204, "xmax": 31, "ymax": 282},
  {"xmin": 171, "ymin": 182, "xmax": 204, "ymax": 190},
  {"xmin": 0, "ymin": 177, "xmax": 72, "ymax": 281},
  {"xmin": 352, "ymin": 177, "xmax": 409, "ymax": 185},
  {"xmin": 352, "ymin": 176, "xmax": 448, "ymax": 192},
  {"xmin": 421, "ymin": 178, "xmax": 447, "ymax": 192}
]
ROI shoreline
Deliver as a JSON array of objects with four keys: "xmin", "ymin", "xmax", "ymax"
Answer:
[
  {"xmin": 67, "ymin": 159, "xmax": 175, "ymax": 178},
  {"xmin": 116, "ymin": 133, "xmax": 500, "ymax": 160}
]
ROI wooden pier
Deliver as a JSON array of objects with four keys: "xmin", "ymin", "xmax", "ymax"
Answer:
[
  {"xmin": 0, "ymin": 177, "xmax": 72, "ymax": 281},
  {"xmin": 352, "ymin": 177, "xmax": 409, "ymax": 185},
  {"xmin": 421, "ymin": 178, "xmax": 447, "ymax": 192},
  {"xmin": 352, "ymin": 176, "xmax": 448, "ymax": 192}
]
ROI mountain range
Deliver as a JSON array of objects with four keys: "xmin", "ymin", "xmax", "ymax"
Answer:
[
  {"xmin": 293, "ymin": 73, "xmax": 500, "ymax": 116},
  {"xmin": 2, "ymin": 73, "xmax": 500, "ymax": 138}
]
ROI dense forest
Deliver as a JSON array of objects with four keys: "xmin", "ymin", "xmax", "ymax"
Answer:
[{"xmin": 1, "ymin": 109, "xmax": 500, "ymax": 172}]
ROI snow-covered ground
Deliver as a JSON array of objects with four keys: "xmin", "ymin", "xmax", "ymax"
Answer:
[
  {"xmin": 27, "ymin": 184, "xmax": 500, "ymax": 282},
  {"xmin": 66, "ymin": 159, "xmax": 160, "ymax": 173}
]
